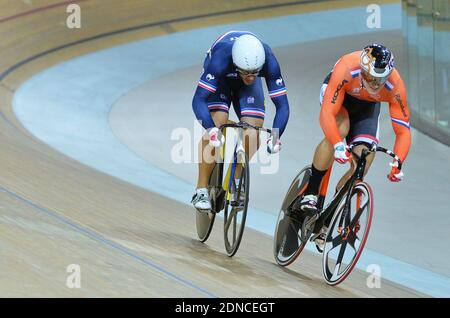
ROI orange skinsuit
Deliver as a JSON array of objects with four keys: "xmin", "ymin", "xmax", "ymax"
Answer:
[{"xmin": 320, "ymin": 51, "xmax": 412, "ymax": 163}]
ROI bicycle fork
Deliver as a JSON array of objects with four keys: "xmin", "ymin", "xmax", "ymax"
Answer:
[
  {"xmin": 223, "ymin": 129, "xmax": 245, "ymax": 202},
  {"xmin": 337, "ymin": 150, "xmax": 368, "ymax": 236}
]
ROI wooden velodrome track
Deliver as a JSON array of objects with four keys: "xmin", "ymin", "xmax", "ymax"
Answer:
[{"xmin": 0, "ymin": 0, "xmax": 424, "ymax": 297}]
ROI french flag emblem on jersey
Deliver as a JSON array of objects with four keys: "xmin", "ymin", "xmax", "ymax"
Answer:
[
  {"xmin": 241, "ymin": 108, "xmax": 265, "ymax": 118},
  {"xmin": 198, "ymin": 80, "xmax": 217, "ymax": 93},
  {"xmin": 208, "ymin": 103, "xmax": 229, "ymax": 112},
  {"xmin": 269, "ymin": 88, "xmax": 287, "ymax": 98}
]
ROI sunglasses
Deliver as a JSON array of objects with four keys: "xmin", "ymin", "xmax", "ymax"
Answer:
[
  {"xmin": 236, "ymin": 68, "xmax": 260, "ymax": 77},
  {"xmin": 361, "ymin": 70, "xmax": 387, "ymax": 87}
]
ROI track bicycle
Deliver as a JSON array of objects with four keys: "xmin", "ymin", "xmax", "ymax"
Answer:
[
  {"xmin": 196, "ymin": 121, "xmax": 271, "ymax": 257},
  {"xmin": 273, "ymin": 141, "xmax": 402, "ymax": 285}
]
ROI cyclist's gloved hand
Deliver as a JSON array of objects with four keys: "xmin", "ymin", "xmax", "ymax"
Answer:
[
  {"xmin": 333, "ymin": 141, "xmax": 350, "ymax": 164},
  {"xmin": 388, "ymin": 161, "xmax": 404, "ymax": 182},
  {"xmin": 267, "ymin": 134, "xmax": 281, "ymax": 154},
  {"xmin": 208, "ymin": 127, "xmax": 224, "ymax": 148}
]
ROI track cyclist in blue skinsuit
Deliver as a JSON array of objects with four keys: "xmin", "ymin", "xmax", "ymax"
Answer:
[{"xmin": 191, "ymin": 31, "xmax": 290, "ymax": 210}]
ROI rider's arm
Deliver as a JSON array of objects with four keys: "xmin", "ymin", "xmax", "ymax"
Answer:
[
  {"xmin": 388, "ymin": 79, "xmax": 412, "ymax": 163},
  {"xmin": 264, "ymin": 45, "xmax": 289, "ymax": 137},
  {"xmin": 192, "ymin": 53, "xmax": 225, "ymax": 130},
  {"xmin": 192, "ymin": 88, "xmax": 215, "ymax": 130},
  {"xmin": 319, "ymin": 59, "xmax": 351, "ymax": 146}
]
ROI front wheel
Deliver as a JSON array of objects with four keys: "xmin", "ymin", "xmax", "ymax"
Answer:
[
  {"xmin": 273, "ymin": 166, "xmax": 312, "ymax": 266},
  {"xmin": 322, "ymin": 181, "xmax": 374, "ymax": 286},
  {"xmin": 223, "ymin": 150, "xmax": 249, "ymax": 257}
]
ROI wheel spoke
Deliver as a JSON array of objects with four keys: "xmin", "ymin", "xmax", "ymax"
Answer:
[
  {"xmin": 346, "ymin": 230, "xmax": 359, "ymax": 251},
  {"xmin": 336, "ymin": 240, "xmax": 348, "ymax": 267},
  {"xmin": 233, "ymin": 212, "xmax": 237, "ymax": 242},
  {"xmin": 348, "ymin": 198, "xmax": 368, "ymax": 230},
  {"xmin": 337, "ymin": 206, "xmax": 347, "ymax": 230},
  {"xmin": 331, "ymin": 234, "xmax": 343, "ymax": 249},
  {"xmin": 225, "ymin": 208, "xmax": 238, "ymax": 230},
  {"xmin": 224, "ymin": 208, "xmax": 232, "ymax": 233}
]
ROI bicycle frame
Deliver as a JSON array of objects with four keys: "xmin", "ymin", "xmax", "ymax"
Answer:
[
  {"xmin": 220, "ymin": 122, "xmax": 271, "ymax": 189},
  {"xmin": 215, "ymin": 122, "xmax": 271, "ymax": 207},
  {"xmin": 313, "ymin": 144, "xmax": 374, "ymax": 233},
  {"xmin": 311, "ymin": 141, "xmax": 403, "ymax": 234},
  {"xmin": 223, "ymin": 127, "xmax": 245, "ymax": 194}
]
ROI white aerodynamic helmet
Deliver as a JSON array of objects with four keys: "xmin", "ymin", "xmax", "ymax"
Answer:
[{"xmin": 232, "ymin": 34, "xmax": 266, "ymax": 73}]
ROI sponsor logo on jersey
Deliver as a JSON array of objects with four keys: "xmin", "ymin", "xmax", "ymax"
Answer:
[
  {"xmin": 331, "ymin": 79, "xmax": 348, "ymax": 104},
  {"xmin": 247, "ymin": 96, "xmax": 255, "ymax": 104},
  {"xmin": 276, "ymin": 77, "xmax": 283, "ymax": 86},
  {"xmin": 395, "ymin": 93, "xmax": 408, "ymax": 118},
  {"xmin": 206, "ymin": 74, "xmax": 215, "ymax": 81},
  {"xmin": 226, "ymin": 73, "xmax": 238, "ymax": 78}
]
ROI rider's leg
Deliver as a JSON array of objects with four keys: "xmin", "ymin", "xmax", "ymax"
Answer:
[
  {"xmin": 334, "ymin": 144, "xmax": 375, "ymax": 192},
  {"xmin": 303, "ymin": 108, "xmax": 350, "ymax": 197},
  {"xmin": 241, "ymin": 116, "xmax": 263, "ymax": 158},
  {"xmin": 306, "ymin": 110, "xmax": 350, "ymax": 249},
  {"xmin": 334, "ymin": 99, "xmax": 381, "ymax": 192},
  {"xmin": 196, "ymin": 111, "xmax": 229, "ymax": 189}
]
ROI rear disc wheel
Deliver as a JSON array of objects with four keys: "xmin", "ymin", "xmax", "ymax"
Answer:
[{"xmin": 274, "ymin": 166, "xmax": 312, "ymax": 266}]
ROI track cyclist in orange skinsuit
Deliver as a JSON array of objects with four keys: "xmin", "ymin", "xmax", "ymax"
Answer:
[{"xmin": 292, "ymin": 44, "xmax": 412, "ymax": 249}]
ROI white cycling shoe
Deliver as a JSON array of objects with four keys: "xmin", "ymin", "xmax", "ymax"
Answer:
[
  {"xmin": 299, "ymin": 194, "xmax": 319, "ymax": 215},
  {"xmin": 191, "ymin": 188, "xmax": 212, "ymax": 211}
]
